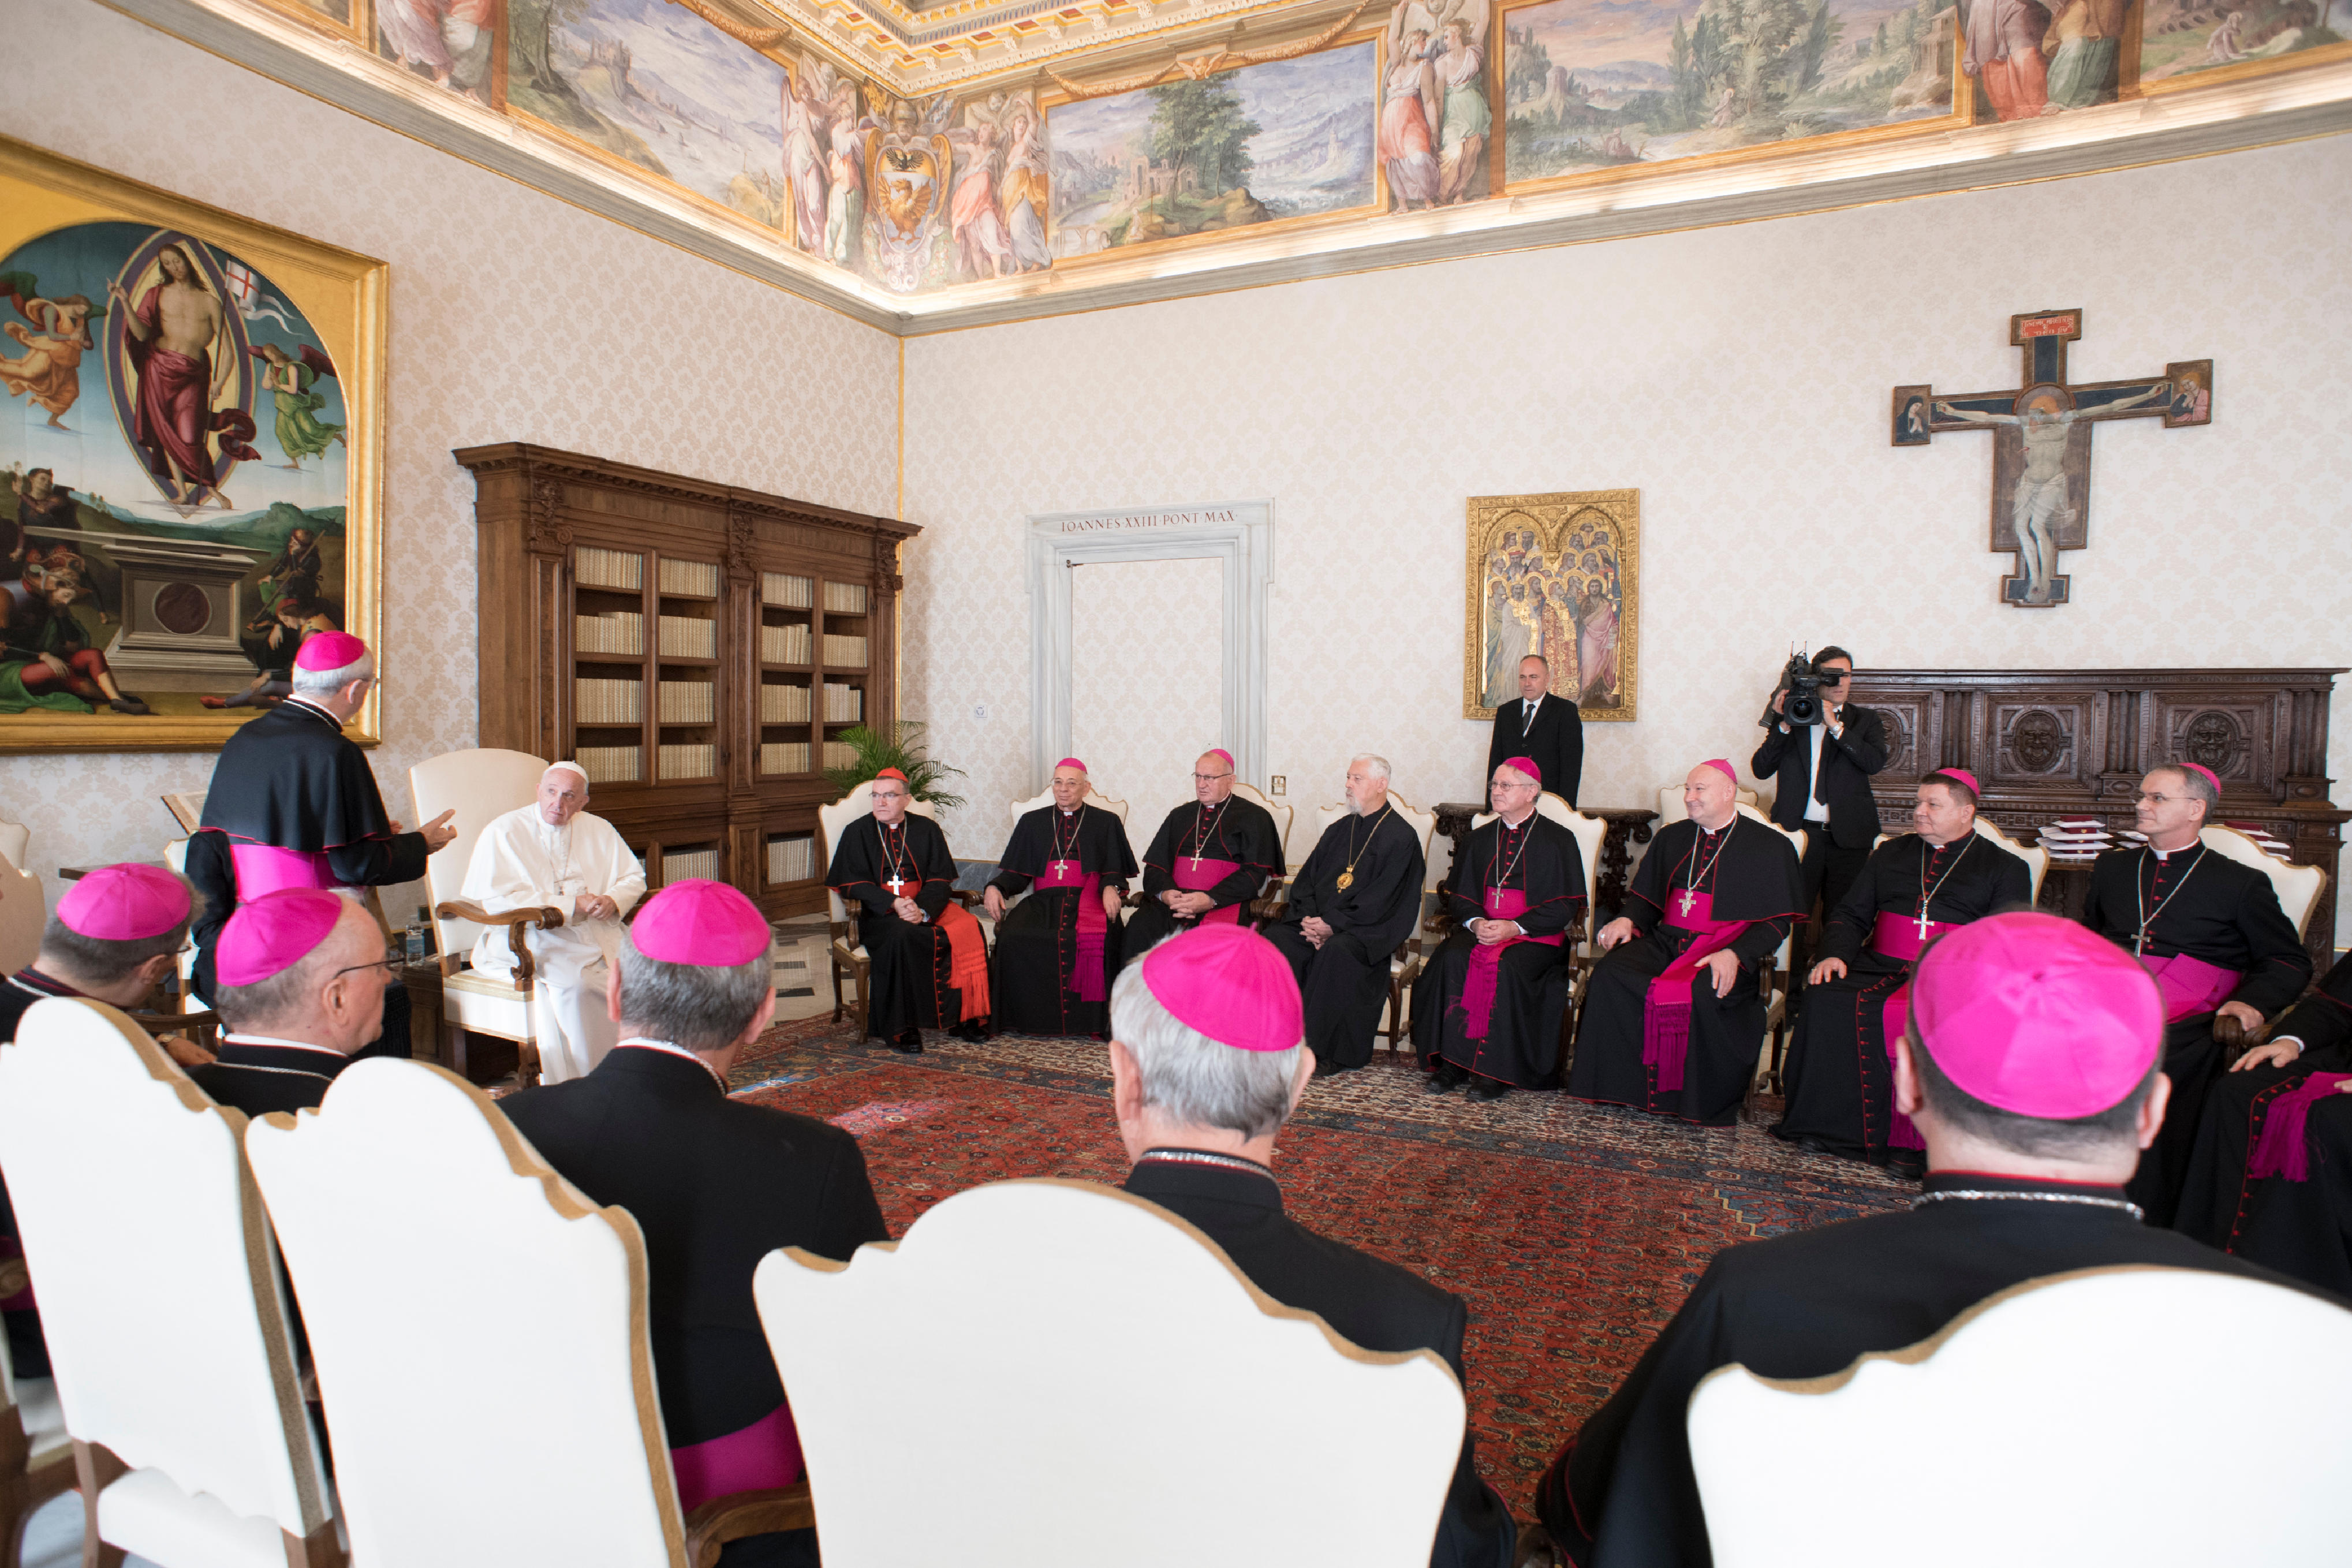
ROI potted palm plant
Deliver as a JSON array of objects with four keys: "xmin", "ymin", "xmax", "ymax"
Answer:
[{"xmin": 823, "ymin": 721, "xmax": 967, "ymax": 811}]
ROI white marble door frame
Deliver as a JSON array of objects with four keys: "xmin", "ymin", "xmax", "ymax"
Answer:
[{"xmin": 1025, "ymin": 501, "xmax": 1273, "ymax": 794}]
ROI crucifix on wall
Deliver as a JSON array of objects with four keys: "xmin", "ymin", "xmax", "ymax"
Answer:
[{"xmin": 1892, "ymin": 309, "xmax": 2211, "ymax": 608}]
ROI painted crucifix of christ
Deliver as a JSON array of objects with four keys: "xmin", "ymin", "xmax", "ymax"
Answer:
[{"xmin": 1893, "ymin": 308, "xmax": 2212, "ymax": 608}]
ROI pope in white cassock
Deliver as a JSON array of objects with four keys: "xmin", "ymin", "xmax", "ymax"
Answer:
[{"xmin": 461, "ymin": 761, "xmax": 648, "ymax": 1082}]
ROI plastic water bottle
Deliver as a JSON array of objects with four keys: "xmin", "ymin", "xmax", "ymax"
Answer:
[{"xmin": 405, "ymin": 910, "xmax": 428, "ymax": 965}]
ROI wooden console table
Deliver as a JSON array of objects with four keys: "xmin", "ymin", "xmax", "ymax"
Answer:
[{"xmin": 1433, "ymin": 804, "xmax": 1657, "ymax": 923}]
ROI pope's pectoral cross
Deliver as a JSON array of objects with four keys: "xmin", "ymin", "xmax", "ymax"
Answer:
[{"xmin": 1895, "ymin": 309, "xmax": 2209, "ymax": 610}]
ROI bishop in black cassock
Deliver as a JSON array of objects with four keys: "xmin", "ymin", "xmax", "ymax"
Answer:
[
  {"xmin": 2080, "ymin": 767, "xmax": 2310, "ymax": 1226},
  {"xmin": 983, "ymin": 760, "xmax": 1136, "ymax": 1038},
  {"xmin": 1412, "ymin": 758, "xmax": 1584, "ymax": 1101},
  {"xmin": 185, "ymin": 634, "xmax": 445, "ymax": 1058},
  {"xmin": 1539, "ymin": 912, "xmax": 2324, "ymax": 1568},
  {"xmin": 827, "ymin": 771, "xmax": 991, "ymax": 1048},
  {"xmin": 1264, "ymin": 761, "xmax": 1426, "ymax": 1076},
  {"xmin": 2176, "ymin": 950, "xmax": 2352, "ymax": 1293},
  {"xmin": 1126, "ymin": 749, "xmax": 1282, "ymax": 950},
  {"xmin": 1774, "ymin": 771, "xmax": 2031, "ymax": 1170},
  {"xmin": 1569, "ymin": 762, "xmax": 1802, "ymax": 1126}
]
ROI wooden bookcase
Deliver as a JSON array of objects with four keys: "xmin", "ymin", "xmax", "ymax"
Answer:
[{"xmin": 457, "ymin": 443, "xmax": 920, "ymax": 920}]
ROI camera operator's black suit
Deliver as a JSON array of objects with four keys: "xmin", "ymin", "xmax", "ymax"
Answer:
[
  {"xmin": 1752, "ymin": 701, "xmax": 1887, "ymax": 932},
  {"xmin": 1485, "ymin": 691, "xmax": 1583, "ymax": 805}
]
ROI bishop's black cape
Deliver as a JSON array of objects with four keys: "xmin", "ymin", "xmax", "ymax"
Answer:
[
  {"xmin": 2176, "ymin": 950, "xmax": 2352, "ymax": 1292},
  {"xmin": 1265, "ymin": 805, "xmax": 1425, "ymax": 1071},
  {"xmin": 1410, "ymin": 813, "xmax": 1584, "ymax": 1089},
  {"xmin": 1535, "ymin": 1172, "xmax": 2323, "ymax": 1568},
  {"xmin": 1127, "ymin": 795, "xmax": 1283, "ymax": 950},
  {"xmin": 828, "ymin": 812, "xmax": 968, "ymax": 1037},
  {"xmin": 1568, "ymin": 817, "xmax": 1802, "ymax": 1126},
  {"xmin": 984, "ymin": 803, "xmax": 1137, "ymax": 1037},
  {"xmin": 186, "ymin": 699, "xmax": 428, "ymax": 1050},
  {"xmin": 2080, "ymin": 843, "xmax": 2310, "ymax": 1226},
  {"xmin": 1774, "ymin": 832, "xmax": 2032, "ymax": 1162},
  {"xmin": 191, "ymin": 1036, "xmax": 357, "ymax": 1118}
]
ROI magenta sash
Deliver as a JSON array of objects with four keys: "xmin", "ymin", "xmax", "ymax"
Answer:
[
  {"xmin": 1642, "ymin": 892, "xmax": 1750, "ymax": 1092},
  {"xmin": 2140, "ymin": 951, "xmax": 2243, "ymax": 1022},
  {"xmin": 1867, "ymin": 912, "xmax": 1955, "ymax": 1152},
  {"xmin": 1456, "ymin": 888, "xmax": 1564, "ymax": 1040},
  {"xmin": 669, "ymin": 1402, "xmax": 803, "ymax": 1513},
  {"xmin": 230, "ymin": 843, "xmax": 345, "ymax": 896},
  {"xmin": 1036, "ymin": 861, "xmax": 1109, "ymax": 1002},
  {"xmin": 2249, "ymin": 1073, "xmax": 2352, "ymax": 1182},
  {"xmin": 1172, "ymin": 856, "xmax": 1244, "ymax": 927}
]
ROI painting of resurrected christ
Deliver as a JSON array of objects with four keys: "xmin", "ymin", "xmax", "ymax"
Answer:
[{"xmin": 1465, "ymin": 492, "xmax": 1639, "ymax": 721}]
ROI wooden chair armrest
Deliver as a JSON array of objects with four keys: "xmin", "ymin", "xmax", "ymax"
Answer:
[
  {"xmin": 435, "ymin": 901, "xmax": 563, "ymax": 990},
  {"xmin": 684, "ymin": 1483, "xmax": 815, "ymax": 1568},
  {"xmin": 2214, "ymin": 1009, "xmax": 2249, "ymax": 1066}
]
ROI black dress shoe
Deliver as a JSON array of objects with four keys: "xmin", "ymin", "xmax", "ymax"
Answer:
[
  {"xmin": 1794, "ymin": 1134, "xmax": 1831, "ymax": 1156},
  {"xmin": 1311, "ymin": 1057, "xmax": 1343, "ymax": 1078},
  {"xmin": 891, "ymin": 1029, "xmax": 924, "ymax": 1054},
  {"xmin": 1465, "ymin": 1078, "xmax": 1511, "ymax": 1103},
  {"xmin": 950, "ymin": 1019, "xmax": 990, "ymax": 1043},
  {"xmin": 1423, "ymin": 1062, "xmax": 1466, "ymax": 1096}
]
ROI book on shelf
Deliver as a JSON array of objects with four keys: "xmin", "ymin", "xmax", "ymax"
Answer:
[
  {"xmin": 658, "ymin": 616, "xmax": 716, "ymax": 658},
  {"xmin": 762, "ymin": 572, "xmax": 813, "ymax": 609},
  {"xmin": 760, "ymin": 741, "xmax": 812, "ymax": 774},
  {"xmin": 822, "ymin": 633, "xmax": 868, "ymax": 667},
  {"xmin": 663, "ymin": 848, "xmax": 721, "ymax": 882},
  {"xmin": 760, "ymin": 624, "xmax": 813, "ymax": 664},
  {"xmin": 575, "ymin": 610, "xmax": 644, "ymax": 656},
  {"xmin": 658, "ymin": 681, "xmax": 716, "ymax": 724},
  {"xmin": 574, "ymin": 677, "xmax": 643, "ymax": 725},
  {"xmin": 574, "ymin": 547, "xmax": 643, "ymax": 590},
  {"xmin": 822, "ymin": 740, "xmax": 858, "ymax": 770},
  {"xmin": 576, "ymin": 745, "xmax": 641, "ymax": 784},
  {"xmin": 821, "ymin": 681, "xmax": 865, "ymax": 722},
  {"xmin": 822, "ymin": 581, "xmax": 868, "ymax": 614},
  {"xmin": 658, "ymin": 742, "xmax": 716, "ymax": 779},
  {"xmin": 768, "ymin": 834, "xmax": 816, "ymax": 883},
  {"xmin": 760, "ymin": 684, "xmax": 811, "ymax": 723},
  {"xmin": 657, "ymin": 558, "xmax": 719, "ymax": 598}
]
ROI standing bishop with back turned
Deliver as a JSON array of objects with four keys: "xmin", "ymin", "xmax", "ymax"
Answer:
[
  {"xmin": 983, "ymin": 758, "xmax": 1136, "ymax": 1039},
  {"xmin": 1125, "ymin": 748, "xmax": 1283, "ymax": 950},
  {"xmin": 1568, "ymin": 760, "xmax": 1804, "ymax": 1125}
]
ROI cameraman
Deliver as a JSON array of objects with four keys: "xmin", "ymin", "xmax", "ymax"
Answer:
[{"xmin": 1751, "ymin": 647, "xmax": 1887, "ymax": 930}]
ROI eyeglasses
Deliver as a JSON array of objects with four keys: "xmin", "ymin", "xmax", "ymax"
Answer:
[
  {"xmin": 1193, "ymin": 772, "xmax": 1232, "ymax": 783},
  {"xmin": 331, "ymin": 949, "xmax": 405, "ymax": 984}
]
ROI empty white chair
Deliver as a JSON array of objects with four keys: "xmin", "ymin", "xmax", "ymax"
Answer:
[
  {"xmin": 246, "ymin": 1057, "xmax": 801, "ymax": 1567},
  {"xmin": 0, "ymin": 830, "xmax": 39, "ymax": 980},
  {"xmin": 0, "ymin": 998, "xmax": 336, "ymax": 1568},
  {"xmin": 1690, "ymin": 1265, "xmax": 2352, "ymax": 1568},
  {"xmin": 2200, "ymin": 824, "xmax": 2328, "ymax": 939},
  {"xmin": 755, "ymin": 1178, "xmax": 1465, "ymax": 1568}
]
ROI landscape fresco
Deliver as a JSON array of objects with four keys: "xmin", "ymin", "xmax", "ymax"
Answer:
[
  {"xmin": 1501, "ymin": 0, "xmax": 1960, "ymax": 183},
  {"xmin": 507, "ymin": 0, "xmax": 789, "ymax": 232},
  {"xmin": 2137, "ymin": 0, "xmax": 2345, "ymax": 83},
  {"xmin": 1048, "ymin": 42, "xmax": 1377, "ymax": 257}
]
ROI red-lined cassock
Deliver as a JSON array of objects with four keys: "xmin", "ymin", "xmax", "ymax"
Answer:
[
  {"xmin": 828, "ymin": 811, "xmax": 988, "ymax": 1039},
  {"xmin": 2080, "ymin": 841, "xmax": 2309, "ymax": 1224},
  {"xmin": 1772, "ymin": 831, "xmax": 2030, "ymax": 1163},
  {"xmin": 1126, "ymin": 795, "xmax": 1282, "ymax": 950},
  {"xmin": 984, "ymin": 802, "xmax": 1136, "ymax": 1037},
  {"xmin": 1410, "ymin": 811, "xmax": 1584, "ymax": 1089},
  {"xmin": 1568, "ymin": 816, "xmax": 1802, "ymax": 1125}
]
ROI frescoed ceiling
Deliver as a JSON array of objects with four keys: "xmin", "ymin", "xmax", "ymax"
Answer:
[{"xmin": 102, "ymin": 0, "xmax": 2352, "ymax": 330}]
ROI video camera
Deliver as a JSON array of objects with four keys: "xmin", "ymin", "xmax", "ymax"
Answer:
[{"xmin": 1762, "ymin": 651, "xmax": 1845, "ymax": 729}]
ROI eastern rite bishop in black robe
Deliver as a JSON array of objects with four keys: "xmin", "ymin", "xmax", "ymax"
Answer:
[
  {"xmin": 1412, "ymin": 758, "xmax": 1584, "ymax": 1100},
  {"xmin": 1774, "ymin": 772, "xmax": 2031, "ymax": 1169},
  {"xmin": 983, "ymin": 760, "xmax": 1136, "ymax": 1038},
  {"xmin": 1265, "ymin": 760, "xmax": 1426, "ymax": 1076},
  {"xmin": 1126, "ymin": 748, "xmax": 1282, "ymax": 950},
  {"xmin": 184, "ymin": 635, "xmax": 451, "ymax": 1056},
  {"xmin": 828, "ymin": 771, "xmax": 990, "ymax": 1048},
  {"xmin": 2176, "ymin": 950, "xmax": 2352, "ymax": 1293},
  {"xmin": 1569, "ymin": 761, "xmax": 1802, "ymax": 1126},
  {"xmin": 2080, "ymin": 766, "xmax": 2310, "ymax": 1226}
]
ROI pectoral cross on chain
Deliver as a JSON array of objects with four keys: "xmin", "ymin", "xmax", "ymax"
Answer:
[
  {"xmin": 1916, "ymin": 905, "xmax": 1935, "ymax": 942},
  {"xmin": 1052, "ymin": 860, "xmax": 1071, "ymax": 875},
  {"xmin": 885, "ymin": 875, "xmax": 912, "ymax": 897},
  {"xmin": 1894, "ymin": 309, "xmax": 2204, "ymax": 609},
  {"xmin": 1677, "ymin": 890, "xmax": 1696, "ymax": 916}
]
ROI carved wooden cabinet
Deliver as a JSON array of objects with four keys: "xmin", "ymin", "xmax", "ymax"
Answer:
[
  {"xmin": 457, "ymin": 443, "xmax": 919, "ymax": 920},
  {"xmin": 1856, "ymin": 668, "xmax": 2346, "ymax": 968}
]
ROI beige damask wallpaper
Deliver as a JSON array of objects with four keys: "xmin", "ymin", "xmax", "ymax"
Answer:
[
  {"xmin": 0, "ymin": 0, "xmax": 897, "ymax": 910},
  {"xmin": 1069, "ymin": 556, "xmax": 1226, "ymax": 866},
  {"xmin": 899, "ymin": 132, "xmax": 2352, "ymax": 942}
]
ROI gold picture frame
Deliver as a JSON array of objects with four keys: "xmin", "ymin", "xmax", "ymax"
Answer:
[
  {"xmin": 1464, "ymin": 489, "xmax": 1638, "ymax": 721},
  {"xmin": 0, "ymin": 135, "xmax": 387, "ymax": 754}
]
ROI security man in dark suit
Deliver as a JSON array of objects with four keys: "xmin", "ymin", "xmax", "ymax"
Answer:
[
  {"xmin": 501, "ymin": 880, "xmax": 888, "ymax": 1568},
  {"xmin": 1750, "ymin": 646, "xmax": 1887, "ymax": 936},
  {"xmin": 1488, "ymin": 654, "xmax": 1583, "ymax": 807},
  {"xmin": 1109, "ymin": 924, "xmax": 1515, "ymax": 1568}
]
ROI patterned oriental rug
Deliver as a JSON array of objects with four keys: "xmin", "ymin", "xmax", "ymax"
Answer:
[{"xmin": 724, "ymin": 1017, "xmax": 1910, "ymax": 1514}]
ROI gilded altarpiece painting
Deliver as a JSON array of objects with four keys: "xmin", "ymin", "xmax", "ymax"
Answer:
[
  {"xmin": 0, "ymin": 137, "xmax": 386, "ymax": 753},
  {"xmin": 1464, "ymin": 490, "xmax": 1638, "ymax": 720}
]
